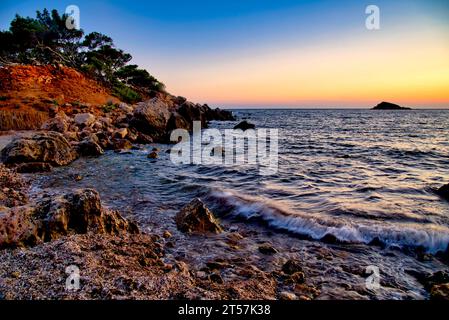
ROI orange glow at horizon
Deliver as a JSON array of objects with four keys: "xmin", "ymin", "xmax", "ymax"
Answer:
[{"xmin": 160, "ymin": 26, "xmax": 449, "ymax": 108}]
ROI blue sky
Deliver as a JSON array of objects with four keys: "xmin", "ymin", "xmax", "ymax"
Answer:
[{"xmin": 1, "ymin": 1, "xmax": 449, "ymax": 108}]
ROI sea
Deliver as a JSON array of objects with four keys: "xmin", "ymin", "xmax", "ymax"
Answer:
[{"xmin": 31, "ymin": 109, "xmax": 449, "ymax": 299}]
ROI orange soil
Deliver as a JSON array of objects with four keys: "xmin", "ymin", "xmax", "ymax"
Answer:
[{"xmin": 0, "ymin": 65, "xmax": 120, "ymax": 112}]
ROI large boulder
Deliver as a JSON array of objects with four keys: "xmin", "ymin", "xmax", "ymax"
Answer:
[
  {"xmin": 74, "ymin": 113, "xmax": 96, "ymax": 127},
  {"xmin": 175, "ymin": 198, "xmax": 223, "ymax": 234},
  {"xmin": 0, "ymin": 189, "xmax": 139, "ymax": 248},
  {"xmin": 41, "ymin": 112, "xmax": 70, "ymax": 133},
  {"xmin": 130, "ymin": 98, "xmax": 172, "ymax": 137},
  {"xmin": 77, "ymin": 138, "xmax": 104, "ymax": 157},
  {"xmin": 1, "ymin": 131, "xmax": 78, "ymax": 166}
]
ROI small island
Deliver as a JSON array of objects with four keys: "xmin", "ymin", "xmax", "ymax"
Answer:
[{"xmin": 372, "ymin": 101, "xmax": 411, "ymax": 110}]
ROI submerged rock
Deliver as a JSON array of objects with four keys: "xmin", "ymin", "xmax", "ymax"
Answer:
[
  {"xmin": 233, "ymin": 120, "xmax": 255, "ymax": 131},
  {"xmin": 0, "ymin": 188, "xmax": 138, "ymax": 249},
  {"xmin": 430, "ymin": 283, "xmax": 449, "ymax": 300},
  {"xmin": 1, "ymin": 131, "xmax": 78, "ymax": 166},
  {"xmin": 147, "ymin": 151, "xmax": 158, "ymax": 159},
  {"xmin": 175, "ymin": 198, "xmax": 223, "ymax": 234}
]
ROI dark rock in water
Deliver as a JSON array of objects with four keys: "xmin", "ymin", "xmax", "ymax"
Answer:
[
  {"xmin": 320, "ymin": 233, "xmax": 340, "ymax": 244},
  {"xmin": 147, "ymin": 151, "xmax": 158, "ymax": 159},
  {"xmin": 258, "ymin": 243, "xmax": 278, "ymax": 255},
  {"xmin": 372, "ymin": 101, "xmax": 411, "ymax": 110},
  {"xmin": 15, "ymin": 162, "xmax": 52, "ymax": 173},
  {"xmin": 175, "ymin": 198, "xmax": 222, "ymax": 234},
  {"xmin": 77, "ymin": 138, "xmax": 104, "ymax": 157},
  {"xmin": 135, "ymin": 132, "xmax": 153, "ymax": 144},
  {"xmin": 430, "ymin": 284, "xmax": 449, "ymax": 300},
  {"xmin": 233, "ymin": 120, "xmax": 256, "ymax": 131},
  {"xmin": 435, "ymin": 184, "xmax": 449, "ymax": 201},
  {"xmin": 0, "ymin": 188, "xmax": 139, "ymax": 248},
  {"xmin": 282, "ymin": 259, "xmax": 303, "ymax": 275},
  {"xmin": 112, "ymin": 139, "xmax": 133, "ymax": 151},
  {"xmin": 1, "ymin": 132, "xmax": 78, "ymax": 166}
]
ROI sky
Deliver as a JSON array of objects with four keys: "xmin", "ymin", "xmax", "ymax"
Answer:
[{"xmin": 1, "ymin": 0, "xmax": 449, "ymax": 108}]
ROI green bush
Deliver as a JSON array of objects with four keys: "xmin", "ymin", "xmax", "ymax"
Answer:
[{"xmin": 113, "ymin": 83, "xmax": 141, "ymax": 104}]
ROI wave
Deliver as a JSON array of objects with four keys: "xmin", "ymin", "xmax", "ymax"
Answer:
[{"xmin": 208, "ymin": 189, "xmax": 449, "ymax": 254}]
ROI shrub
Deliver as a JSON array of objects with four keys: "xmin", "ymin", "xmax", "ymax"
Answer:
[{"xmin": 112, "ymin": 83, "xmax": 141, "ymax": 104}]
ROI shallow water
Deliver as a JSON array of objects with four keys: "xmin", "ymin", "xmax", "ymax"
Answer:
[{"xmin": 31, "ymin": 109, "xmax": 449, "ymax": 299}]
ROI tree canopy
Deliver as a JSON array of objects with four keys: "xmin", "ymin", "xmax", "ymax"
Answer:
[{"xmin": 0, "ymin": 9, "xmax": 165, "ymax": 103}]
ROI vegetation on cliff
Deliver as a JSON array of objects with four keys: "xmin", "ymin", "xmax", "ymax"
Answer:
[{"xmin": 0, "ymin": 8, "xmax": 164, "ymax": 103}]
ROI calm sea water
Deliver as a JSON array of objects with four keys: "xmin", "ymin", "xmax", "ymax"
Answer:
[{"xmin": 34, "ymin": 109, "xmax": 449, "ymax": 254}]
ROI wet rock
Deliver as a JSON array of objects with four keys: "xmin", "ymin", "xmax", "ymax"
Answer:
[
  {"xmin": 430, "ymin": 283, "xmax": 449, "ymax": 300},
  {"xmin": 282, "ymin": 259, "xmax": 303, "ymax": 275},
  {"xmin": 74, "ymin": 113, "xmax": 96, "ymax": 127},
  {"xmin": 15, "ymin": 162, "xmax": 52, "ymax": 173},
  {"xmin": 1, "ymin": 132, "xmax": 78, "ymax": 166},
  {"xmin": 279, "ymin": 291, "xmax": 298, "ymax": 300},
  {"xmin": 175, "ymin": 198, "xmax": 223, "ymax": 234},
  {"xmin": 0, "ymin": 188, "xmax": 139, "ymax": 249},
  {"xmin": 208, "ymin": 273, "xmax": 224, "ymax": 284},
  {"xmin": 77, "ymin": 138, "xmax": 104, "ymax": 157},
  {"xmin": 435, "ymin": 184, "xmax": 449, "ymax": 201},
  {"xmin": 147, "ymin": 152, "xmax": 158, "ymax": 159},
  {"xmin": 112, "ymin": 139, "xmax": 133, "ymax": 151},
  {"xmin": 258, "ymin": 243, "xmax": 278, "ymax": 255},
  {"xmin": 233, "ymin": 121, "xmax": 255, "ymax": 131}
]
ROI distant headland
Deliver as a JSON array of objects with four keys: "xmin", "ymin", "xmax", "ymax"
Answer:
[{"xmin": 372, "ymin": 102, "xmax": 411, "ymax": 110}]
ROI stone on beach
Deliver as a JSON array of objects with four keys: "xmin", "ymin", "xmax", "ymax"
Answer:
[
  {"xmin": 0, "ymin": 131, "xmax": 78, "ymax": 166},
  {"xmin": 0, "ymin": 188, "xmax": 139, "ymax": 249},
  {"xmin": 175, "ymin": 198, "xmax": 223, "ymax": 234},
  {"xmin": 74, "ymin": 113, "xmax": 96, "ymax": 127}
]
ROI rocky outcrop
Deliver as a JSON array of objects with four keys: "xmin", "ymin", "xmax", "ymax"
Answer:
[
  {"xmin": 0, "ymin": 188, "xmax": 138, "ymax": 249},
  {"xmin": 1, "ymin": 132, "xmax": 78, "ymax": 166},
  {"xmin": 175, "ymin": 198, "xmax": 223, "ymax": 234},
  {"xmin": 372, "ymin": 102, "xmax": 411, "ymax": 110},
  {"xmin": 233, "ymin": 120, "xmax": 255, "ymax": 131}
]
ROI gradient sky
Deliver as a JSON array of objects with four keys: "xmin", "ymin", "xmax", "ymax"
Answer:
[{"xmin": 1, "ymin": 0, "xmax": 449, "ymax": 108}]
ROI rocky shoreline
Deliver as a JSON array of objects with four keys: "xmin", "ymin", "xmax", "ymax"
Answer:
[{"xmin": 1, "ymin": 94, "xmax": 449, "ymax": 300}]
